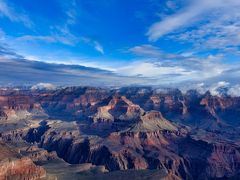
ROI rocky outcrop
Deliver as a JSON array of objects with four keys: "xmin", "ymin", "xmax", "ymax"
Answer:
[
  {"xmin": 92, "ymin": 95, "xmax": 144, "ymax": 123},
  {"xmin": 126, "ymin": 111, "xmax": 178, "ymax": 132},
  {"xmin": 0, "ymin": 142, "xmax": 46, "ymax": 180},
  {"xmin": 0, "ymin": 158, "xmax": 46, "ymax": 180}
]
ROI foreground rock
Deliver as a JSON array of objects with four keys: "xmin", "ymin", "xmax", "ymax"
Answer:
[{"xmin": 0, "ymin": 142, "xmax": 46, "ymax": 180}]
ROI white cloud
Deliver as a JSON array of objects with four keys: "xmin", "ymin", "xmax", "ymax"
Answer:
[
  {"xmin": 129, "ymin": 44, "xmax": 162, "ymax": 57},
  {"xmin": 116, "ymin": 54, "xmax": 231, "ymax": 84},
  {"xmin": 173, "ymin": 20, "xmax": 240, "ymax": 53},
  {"xmin": 1, "ymin": 43, "xmax": 240, "ymax": 89},
  {"xmin": 180, "ymin": 81, "xmax": 240, "ymax": 97},
  {"xmin": 0, "ymin": 0, "xmax": 32, "ymax": 27},
  {"xmin": 59, "ymin": 0, "xmax": 77, "ymax": 26},
  {"xmin": 208, "ymin": 81, "xmax": 230, "ymax": 96},
  {"xmin": 64, "ymin": 0, "xmax": 77, "ymax": 25},
  {"xmin": 9, "ymin": 1, "xmax": 102, "ymax": 54},
  {"xmin": 207, "ymin": 81, "xmax": 240, "ymax": 97},
  {"xmin": 117, "ymin": 61, "xmax": 189, "ymax": 78},
  {"xmin": 228, "ymin": 85, "xmax": 240, "ymax": 97},
  {"xmin": 31, "ymin": 83, "xmax": 56, "ymax": 90},
  {"xmin": 147, "ymin": 0, "xmax": 240, "ymax": 44},
  {"xmin": 16, "ymin": 35, "xmax": 80, "ymax": 46},
  {"xmin": 94, "ymin": 41, "xmax": 104, "ymax": 54},
  {"xmin": 17, "ymin": 36, "xmax": 56, "ymax": 43},
  {"xmin": 15, "ymin": 35, "xmax": 105, "ymax": 54}
]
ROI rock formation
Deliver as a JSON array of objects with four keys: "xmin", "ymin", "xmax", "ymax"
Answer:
[
  {"xmin": 1, "ymin": 87, "xmax": 240, "ymax": 179},
  {"xmin": 0, "ymin": 142, "xmax": 46, "ymax": 180}
]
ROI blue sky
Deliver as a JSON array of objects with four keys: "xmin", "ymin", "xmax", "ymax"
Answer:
[{"xmin": 0, "ymin": 0, "xmax": 240, "ymax": 88}]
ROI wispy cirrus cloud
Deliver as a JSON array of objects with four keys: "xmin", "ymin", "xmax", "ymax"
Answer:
[
  {"xmin": 0, "ymin": 0, "xmax": 104, "ymax": 55},
  {"xmin": 16, "ymin": 34, "xmax": 81, "ymax": 46},
  {"xmin": 62, "ymin": 0, "xmax": 78, "ymax": 26},
  {"xmin": 147, "ymin": 0, "xmax": 240, "ymax": 52},
  {"xmin": 128, "ymin": 44, "xmax": 195, "ymax": 60},
  {"xmin": 0, "ymin": 0, "xmax": 32, "ymax": 27},
  {"xmin": 128, "ymin": 44, "xmax": 161, "ymax": 57},
  {"xmin": 94, "ymin": 41, "xmax": 104, "ymax": 54},
  {"xmin": 55, "ymin": 0, "xmax": 104, "ymax": 54},
  {"xmin": 14, "ymin": 32, "xmax": 105, "ymax": 54},
  {"xmin": 10, "ymin": 0, "xmax": 105, "ymax": 54},
  {"xmin": 172, "ymin": 21, "xmax": 240, "ymax": 54}
]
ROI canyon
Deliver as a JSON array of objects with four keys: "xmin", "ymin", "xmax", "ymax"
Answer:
[{"xmin": 0, "ymin": 86, "xmax": 240, "ymax": 179}]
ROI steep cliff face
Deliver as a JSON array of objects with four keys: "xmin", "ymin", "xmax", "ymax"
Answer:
[
  {"xmin": 0, "ymin": 94, "xmax": 46, "ymax": 122},
  {"xmin": 177, "ymin": 136, "xmax": 240, "ymax": 179},
  {"xmin": 37, "ymin": 87, "xmax": 111, "ymax": 120},
  {"xmin": 200, "ymin": 93, "xmax": 240, "ymax": 127}
]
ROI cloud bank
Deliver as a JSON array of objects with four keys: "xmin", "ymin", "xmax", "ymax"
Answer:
[{"xmin": 0, "ymin": 45, "xmax": 148, "ymax": 87}]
